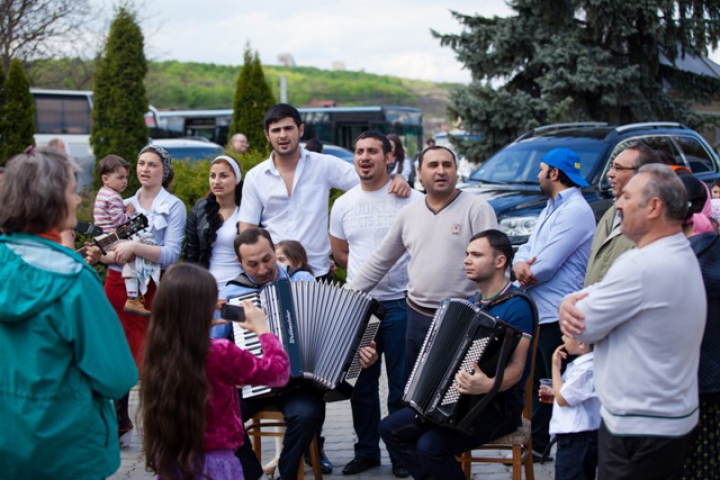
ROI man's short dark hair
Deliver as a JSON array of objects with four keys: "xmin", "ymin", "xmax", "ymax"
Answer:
[
  {"xmin": 234, "ymin": 227, "xmax": 275, "ymax": 258},
  {"xmin": 305, "ymin": 138, "xmax": 323, "ymax": 153},
  {"xmin": 355, "ymin": 130, "xmax": 391, "ymax": 154},
  {"xmin": 418, "ymin": 145, "xmax": 456, "ymax": 168},
  {"xmin": 555, "ymin": 169, "xmax": 577, "ymax": 188},
  {"xmin": 469, "ymin": 229, "xmax": 514, "ymax": 269},
  {"xmin": 264, "ymin": 103, "xmax": 302, "ymax": 131}
]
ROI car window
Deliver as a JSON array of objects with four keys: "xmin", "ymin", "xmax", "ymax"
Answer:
[
  {"xmin": 470, "ymin": 142, "xmax": 601, "ymax": 184},
  {"xmin": 602, "ymin": 136, "xmax": 681, "ymax": 182},
  {"xmin": 673, "ymin": 135, "xmax": 717, "ymax": 174}
]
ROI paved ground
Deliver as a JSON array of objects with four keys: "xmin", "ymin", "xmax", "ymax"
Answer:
[{"xmin": 110, "ymin": 373, "xmax": 555, "ymax": 480}]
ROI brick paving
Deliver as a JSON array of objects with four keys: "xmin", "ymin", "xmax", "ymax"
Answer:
[{"xmin": 110, "ymin": 373, "xmax": 555, "ymax": 480}]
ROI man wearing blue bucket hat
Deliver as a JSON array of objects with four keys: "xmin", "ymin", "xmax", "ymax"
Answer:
[{"xmin": 511, "ymin": 147, "xmax": 596, "ymax": 460}]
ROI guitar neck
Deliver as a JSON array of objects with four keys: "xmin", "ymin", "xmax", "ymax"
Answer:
[{"xmin": 76, "ymin": 232, "xmax": 121, "ymax": 257}]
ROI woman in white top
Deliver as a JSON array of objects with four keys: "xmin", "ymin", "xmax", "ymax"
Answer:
[
  {"xmin": 387, "ymin": 133, "xmax": 414, "ymax": 182},
  {"xmin": 184, "ymin": 155, "xmax": 243, "ymax": 289},
  {"xmin": 103, "ymin": 144, "xmax": 187, "ymax": 442}
]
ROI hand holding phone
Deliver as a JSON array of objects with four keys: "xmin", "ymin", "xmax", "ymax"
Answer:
[
  {"xmin": 221, "ymin": 304, "xmax": 245, "ymax": 322},
  {"xmin": 240, "ymin": 299, "xmax": 271, "ymax": 336}
]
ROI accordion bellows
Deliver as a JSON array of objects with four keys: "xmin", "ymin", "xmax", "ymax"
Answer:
[{"xmin": 231, "ymin": 279, "xmax": 382, "ymax": 400}]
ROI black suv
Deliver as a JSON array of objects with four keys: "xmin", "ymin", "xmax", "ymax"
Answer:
[{"xmin": 460, "ymin": 122, "xmax": 720, "ymax": 246}]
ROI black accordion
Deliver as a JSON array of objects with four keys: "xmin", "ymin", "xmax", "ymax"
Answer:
[
  {"xmin": 403, "ymin": 298, "xmax": 523, "ymax": 434},
  {"xmin": 230, "ymin": 279, "xmax": 382, "ymax": 401}
]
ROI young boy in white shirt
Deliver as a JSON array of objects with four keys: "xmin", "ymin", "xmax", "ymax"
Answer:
[{"xmin": 544, "ymin": 334, "xmax": 600, "ymax": 480}]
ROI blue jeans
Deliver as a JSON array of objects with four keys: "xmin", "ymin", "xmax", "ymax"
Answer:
[
  {"xmin": 406, "ymin": 307, "xmax": 434, "ymax": 374},
  {"xmin": 555, "ymin": 430, "xmax": 598, "ymax": 480},
  {"xmin": 380, "ymin": 405, "xmax": 517, "ymax": 480},
  {"xmin": 351, "ymin": 298, "xmax": 408, "ymax": 460},
  {"xmin": 236, "ymin": 387, "xmax": 324, "ymax": 480}
]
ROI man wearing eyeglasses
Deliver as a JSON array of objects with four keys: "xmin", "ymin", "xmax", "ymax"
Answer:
[
  {"xmin": 584, "ymin": 143, "xmax": 663, "ymax": 287},
  {"xmin": 511, "ymin": 147, "xmax": 596, "ymax": 459}
]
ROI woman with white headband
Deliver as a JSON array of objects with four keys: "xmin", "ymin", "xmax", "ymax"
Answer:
[{"xmin": 185, "ymin": 155, "xmax": 244, "ymax": 289}]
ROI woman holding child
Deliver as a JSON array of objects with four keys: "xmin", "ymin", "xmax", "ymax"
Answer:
[
  {"xmin": 102, "ymin": 144, "xmax": 187, "ymax": 442},
  {"xmin": 184, "ymin": 155, "xmax": 243, "ymax": 288}
]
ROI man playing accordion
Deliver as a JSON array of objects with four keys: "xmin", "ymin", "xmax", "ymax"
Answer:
[{"xmin": 380, "ymin": 230, "xmax": 536, "ymax": 480}]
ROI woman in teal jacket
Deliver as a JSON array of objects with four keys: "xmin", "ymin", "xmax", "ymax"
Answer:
[{"xmin": 0, "ymin": 148, "xmax": 138, "ymax": 479}]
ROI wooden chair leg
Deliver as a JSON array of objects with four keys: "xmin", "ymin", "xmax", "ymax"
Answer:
[
  {"xmin": 309, "ymin": 434, "xmax": 322, "ymax": 480},
  {"xmin": 460, "ymin": 451, "xmax": 471, "ymax": 479},
  {"xmin": 511, "ymin": 445, "xmax": 522, "ymax": 480},
  {"xmin": 251, "ymin": 418, "xmax": 262, "ymax": 459}
]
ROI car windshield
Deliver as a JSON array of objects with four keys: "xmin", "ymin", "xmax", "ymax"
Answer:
[
  {"xmin": 469, "ymin": 140, "xmax": 603, "ymax": 184},
  {"xmin": 165, "ymin": 146, "xmax": 223, "ymax": 161}
]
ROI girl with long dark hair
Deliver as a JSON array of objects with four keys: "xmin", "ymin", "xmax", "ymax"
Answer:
[
  {"xmin": 141, "ymin": 263, "xmax": 289, "ymax": 480},
  {"xmin": 185, "ymin": 155, "xmax": 244, "ymax": 288}
]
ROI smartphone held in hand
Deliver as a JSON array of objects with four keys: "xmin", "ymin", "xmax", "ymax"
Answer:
[{"xmin": 221, "ymin": 304, "xmax": 245, "ymax": 322}]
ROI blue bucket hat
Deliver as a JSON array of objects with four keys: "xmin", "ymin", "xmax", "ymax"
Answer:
[{"xmin": 541, "ymin": 148, "xmax": 589, "ymax": 188}]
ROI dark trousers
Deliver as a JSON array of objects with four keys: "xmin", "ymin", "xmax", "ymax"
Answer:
[
  {"xmin": 236, "ymin": 388, "xmax": 324, "ymax": 480},
  {"xmin": 351, "ymin": 299, "xmax": 408, "ymax": 461},
  {"xmin": 531, "ymin": 321, "xmax": 563, "ymax": 453},
  {"xmin": 406, "ymin": 307, "xmax": 434, "ymax": 373},
  {"xmin": 555, "ymin": 430, "xmax": 598, "ymax": 480},
  {"xmin": 380, "ymin": 405, "xmax": 517, "ymax": 480},
  {"xmin": 598, "ymin": 422, "xmax": 693, "ymax": 480}
]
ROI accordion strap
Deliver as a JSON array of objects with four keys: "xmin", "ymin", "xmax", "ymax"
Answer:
[{"xmin": 481, "ymin": 289, "xmax": 539, "ymax": 331}]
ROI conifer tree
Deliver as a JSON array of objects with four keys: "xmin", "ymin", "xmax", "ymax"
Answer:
[
  {"xmin": 2, "ymin": 59, "xmax": 35, "ymax": 163},
  {"xmin": 0, "ymin": 64, "xmax": 6, "ymax": 163},
  {"xmin": 90, "ymin": 6, "xmax": 148, "ymax": 191},
  {"xmin": 229, "ymin": 44, "xmax": 275, "ymax": 161},
  {"xmin": 434, "ymin": 1, "xmax": 720, "ymax": 161}
]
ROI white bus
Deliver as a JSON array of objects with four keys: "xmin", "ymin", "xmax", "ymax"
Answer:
[
  {"xmin": 31, "ymin": 89, "xmax": 159, "ymax": 191},
  {"xmin": 32, "ymin": 88, "xmax": 96, "ymax": 190}
]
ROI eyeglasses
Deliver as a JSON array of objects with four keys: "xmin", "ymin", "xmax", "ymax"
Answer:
[{"xmin": 609, "ymin": 162, "xmax": 637, "ymax": 172}]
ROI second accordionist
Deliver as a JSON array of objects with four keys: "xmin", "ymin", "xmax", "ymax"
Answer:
[{"xmin": 404, "ymin": 291, "xmax": 538, "ymax": 434}]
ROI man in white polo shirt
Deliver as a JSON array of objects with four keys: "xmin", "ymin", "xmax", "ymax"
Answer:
[{"xmin": 238, "ymin": 103, "xmax": 409, "ymax": 280}]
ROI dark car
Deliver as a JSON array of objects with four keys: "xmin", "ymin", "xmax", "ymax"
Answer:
[{"xmin": 460, "ymin": 122, "xmax": 720, "ymax": 246}]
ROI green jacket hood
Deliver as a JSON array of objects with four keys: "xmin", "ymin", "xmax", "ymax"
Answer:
[{"xmin": 0, "ymin": 233, "xmax": 91, "ymax": 323}]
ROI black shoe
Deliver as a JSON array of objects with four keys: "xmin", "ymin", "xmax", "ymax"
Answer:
[
  {"xmin": 342, "ymin": 456, "xmax": 380, "ymax": 475},
  {"xmin": 531, "ymin": 448, "xmax": 553, "ymax": 463},
  {"xmin": 392, "ymin": 463, "xmax": 410, "ymax": 478},
  {"xmin": 305, "ymin": 449, "xmax": 333, "ymax": 474}
]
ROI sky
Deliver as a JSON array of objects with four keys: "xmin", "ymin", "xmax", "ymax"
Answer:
[
  {"xmin": 138, "ymin": 0, "xmax": 511, "ymax": 83},
  {"xmin": 138, "ymin": 0, "xmax": 720, "ymax": 84}
]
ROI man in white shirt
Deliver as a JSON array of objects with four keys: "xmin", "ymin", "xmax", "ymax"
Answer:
[
  {"xmin": 560, "ymin": 164, "xmax": 706, "ymax": 479},
  {"xmin": 238, "ymin": 103, "xmax": 409, "ymax": 279},
  {"xmin": 330, "ymin": 131, "xmax": 423, "ymax": 477}
]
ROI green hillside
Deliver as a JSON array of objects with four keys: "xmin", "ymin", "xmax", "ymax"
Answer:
[{"xmin": 28, "ymin": 58, "xmax": 456, "ymax": 119}]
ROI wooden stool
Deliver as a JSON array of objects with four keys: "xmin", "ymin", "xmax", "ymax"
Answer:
[{"xmin": 245, "ymin": 407, "xmax": 323, "ymax": 480}]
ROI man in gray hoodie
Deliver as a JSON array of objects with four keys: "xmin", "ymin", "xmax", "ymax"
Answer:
[{"xmin": 559, "ymin": 164, "xmax": 706, "ymax": 479}]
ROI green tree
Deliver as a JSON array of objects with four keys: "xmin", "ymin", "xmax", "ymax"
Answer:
[
  {"xmin": 90, "ymin": 6, "xmax": 148, "ymax": 192},
  {"xmin": 434, "ymin": 1, "xmax": 720, "ymax": 161},
  {"xmin": 2, "ymin": 59, "xmax": 35, "ymax": 163},
  {"xmin": 229, "ymin": 44, "xmax": 275, "ymax": 161},
  {"xmin": 0, "ymin": 63, "xmax": 6, "ymax": 162}
]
